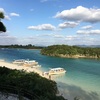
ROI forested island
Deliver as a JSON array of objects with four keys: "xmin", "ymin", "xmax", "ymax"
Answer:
[
  {"xmin": 0, "ymin": 67, "xmax": 66, "ymax": 100},
  {"xmin": 0, "ymin": 44, "xmax": 43, "ymax": 49},
  {"xmin": 41, "ymin": 45, "xmax": 100, "ymax": 59}
]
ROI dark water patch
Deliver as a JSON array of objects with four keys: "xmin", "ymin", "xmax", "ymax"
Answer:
[{"xmin": 57, "ymin": 82, "xmax": 100, "ymax": 100}]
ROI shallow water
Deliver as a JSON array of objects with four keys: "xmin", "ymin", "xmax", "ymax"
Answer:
[{"xmin": 0, "ymin": 48, "xmax": 100, "ymax": 100}]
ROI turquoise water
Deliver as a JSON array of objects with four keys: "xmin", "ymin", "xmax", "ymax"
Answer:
[{"xmin": 0, "ymin": 48, "xmax": 100, "ymax": 100}]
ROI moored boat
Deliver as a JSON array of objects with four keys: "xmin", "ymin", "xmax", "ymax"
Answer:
[
  {"xmin": 0, "ymin": 59, "xmax": 5, "ymax": 62},
  {"xmin": 12, "ymin": 59, "xmax": 25, "ymax": 64},
  {"xmin": 13, "ymin": 59, "xmax": 40, "ymax": 67},
  {"xmin": 48, "ymin": 67, "xmax": 66, "ymax": 75},
  {"xmin": 23, "ymin": 60, "xmax": 38, "ymax": 66}
]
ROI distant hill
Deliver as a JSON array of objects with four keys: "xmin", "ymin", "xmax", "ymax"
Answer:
[
  {"xmin": 75, "ymin": 45, "xmax": 100, "ymax": 48},
  {"xmin": 0, "ymin": 44, "xmax": 43, "ymax": 49}
]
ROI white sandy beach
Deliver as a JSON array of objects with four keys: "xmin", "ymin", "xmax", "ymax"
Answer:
[
  {"xmin": 0, "ymin": 60, "xmax": 50, "ymax": 79},
  {"xmin": 0, "ymin": 60, "xmax": 58, "ymax": 100}
]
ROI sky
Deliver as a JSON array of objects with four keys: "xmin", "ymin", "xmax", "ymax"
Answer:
[{"xmin": 0, "ymin": 0, "xmax": 100, "ymax": 46}]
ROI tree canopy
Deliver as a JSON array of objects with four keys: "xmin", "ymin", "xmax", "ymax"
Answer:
[
  {"xmin": 0, "ymin": 12, "xmax": 6, "ymax": 32},
  {"xmin": 0, "ymin": 12, "xmax": 4, "ymax": 19},
  {"xmin": 0, "ymin": 67, "xmax": 66, "ymax": 100}
]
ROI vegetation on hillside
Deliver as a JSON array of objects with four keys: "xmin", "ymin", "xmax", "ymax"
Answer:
[
  {"xmin": 41, "ymin": 45, "xmax": 100, "ymax": 58},
  {"xmin": 0, "ymin": 67, "xmax": 66, "ymax": 100}
]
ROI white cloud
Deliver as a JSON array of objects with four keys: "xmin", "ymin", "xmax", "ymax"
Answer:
[
  {"xmin": 0, "ymin": 8, "xmax": 10, "ymax": 20},
  {"xmin": 54, "ymin": 6, "xmax": 100, "ymax": 23},
  {"xmin": 81, "ymin": 25, "xmax": 93, "ymax": 30},
  {"xmin": 64, "ymin": 35, "xmax": 100, "ymax": 45},
  {"xmin": 0, "ymin": 33, "xmax": 18, "ymax": 45},
  {"xmin": 0, "ymin": 8, "xmax": 20, "ymax": 20},
  {"xmin": 58, "ymin": 21, "xmax": 79, "ymax": 29},
  {"xmin": 10, "ymin": 13, "xmax": 20, "ymax": 17},
  {"xmin": 28, "ymin": 24, "xmax": 56, "ymax": 31},
  {"xmin": 4, "ymin": 15, "xmax": 11, "ymax": 20},
  {"xmin": 77, "ymin": 29, "xmax": 100, "ymax": 35},
  {"xmin": 0, "ymin": 32, "xmax": 100, "ymax": 45},
  {"xmin": 0, "ymin": 8, "xmax": 5, "ymax": 13},
  {"xmin": 5, "ymin": 12, "xmax": 20, "ymax": 20}
]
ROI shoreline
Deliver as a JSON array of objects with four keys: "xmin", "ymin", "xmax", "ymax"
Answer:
[
  {"xmin": 0, "ymin": 60, "xmax": 100, "ymax": 100},
  {"xmin": 0, "ymin": 60, "xmax": 51, "ymax": 80},
  {"xmin": 43, "ymin": 54, "xmax": 100, "ymax": 59}
]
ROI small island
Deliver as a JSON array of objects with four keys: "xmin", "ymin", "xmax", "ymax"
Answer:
[{"xmin": 41, "ymin": 45, "xmax": 100, "ymax": 59}]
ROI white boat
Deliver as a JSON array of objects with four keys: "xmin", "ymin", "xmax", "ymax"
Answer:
[
  {"xmin": 23, "ymin": 60, "xmax": 38, "ymax": 66},
  {"xmin": 12, "ymin": 59, "xmax": 25, "ymax": 64},
  {"xmin": 49, "ymin": 67, "xmax": 66, "ymax": 75},
  {"xmin": 13, "ymin": 59, "xmax": 41, "ymax": 67},
  {"xmin": 13, "ymin": 59, "xmax": 37, "ymax": 64},
  {"xmin": 0, "ymin": 59, "xmax": 5, "ymax": 62}
]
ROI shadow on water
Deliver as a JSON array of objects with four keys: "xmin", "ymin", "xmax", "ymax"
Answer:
[{"xmin": 57, "ymin": 82, "xmax": 100, "ymax": 100}]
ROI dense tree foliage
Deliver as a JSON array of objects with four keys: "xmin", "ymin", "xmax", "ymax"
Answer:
[
  {"xmin": 41, "ymin": 45, "xmax": 100, "ymax": 58},
  {"xmin": 0, "ymin": 12, "xmax": 6, "ymax": 32},
  {"xmin": 0, "ymin": 12, "xmax": 4, "ymax": 19},
  {"xmin": 0, "ymin": 67, "xmax": 66, "ymax": 100},
  {"xmin": 0, "ymin": 22, "xmax": 6, "ymax": 32},
  {"xmin": 0, "ymin": 44, "xmax": 43, "ymax": 49}
]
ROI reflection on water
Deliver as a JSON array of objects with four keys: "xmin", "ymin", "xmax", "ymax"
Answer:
[
  {"xmin": 51, "ymin": 73, "xmax": 66, "ymax": 80},
  {"xmin": 57, "ymin": 82, "xmax": 100, "ymax": 100}
]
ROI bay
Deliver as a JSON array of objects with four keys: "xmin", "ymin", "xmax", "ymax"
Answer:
[{"xmin": 0, "ymin": 48, "xmax": 100, "ymax": 100}]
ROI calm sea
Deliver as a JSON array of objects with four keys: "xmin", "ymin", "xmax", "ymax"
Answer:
[{"xmin": 0, "ymin": 48, "xmax": 100, "ymax": 100}]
